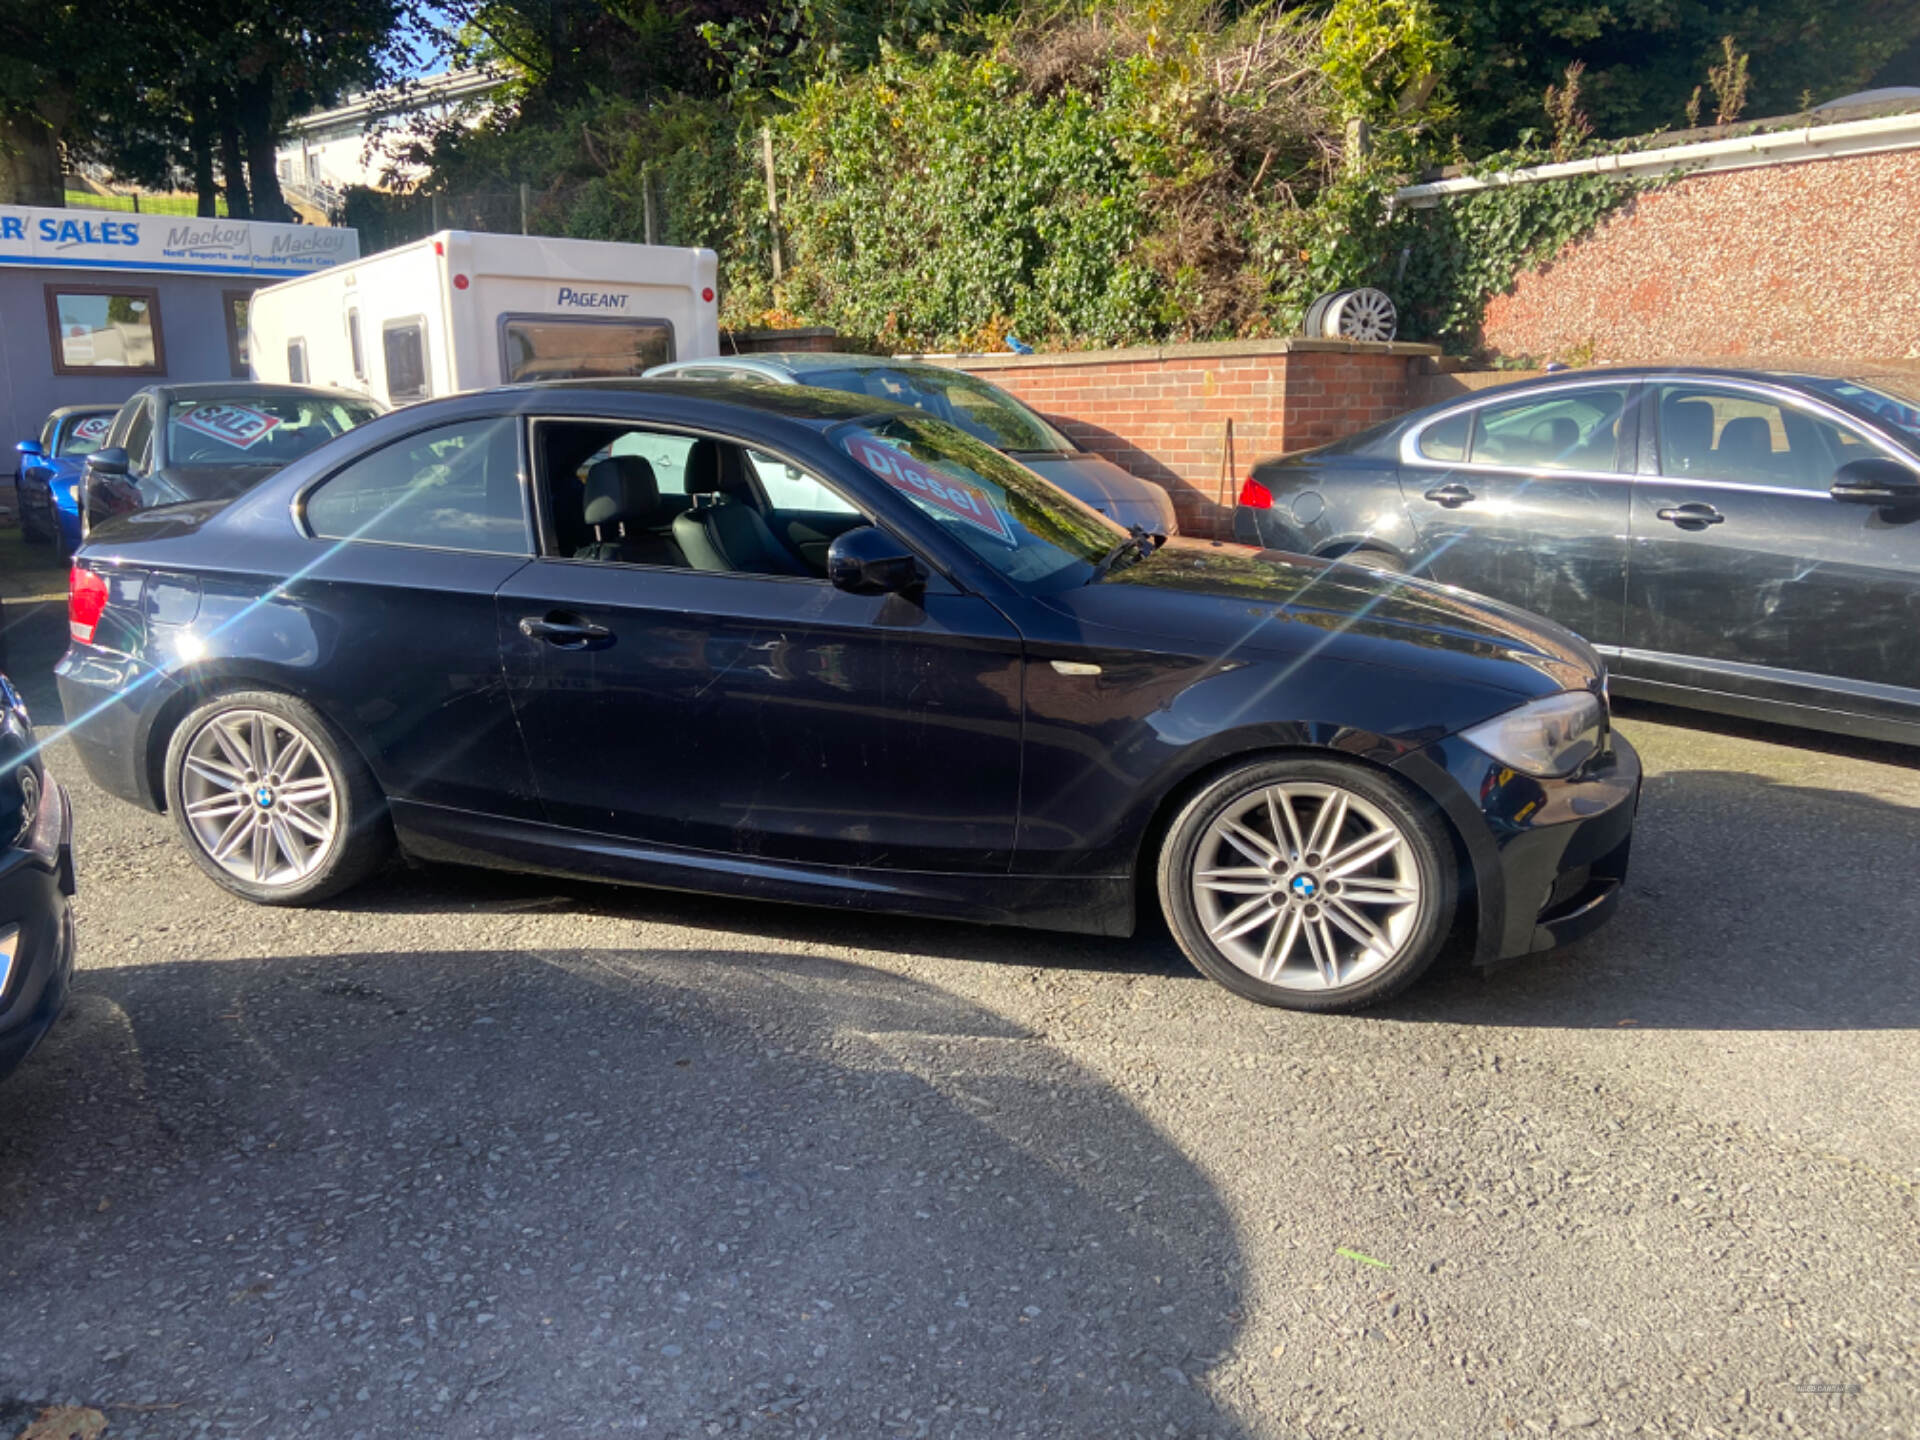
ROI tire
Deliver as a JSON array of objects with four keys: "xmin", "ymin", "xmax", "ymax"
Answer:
[
  {"xmin": 163, "ymin": 689, "xmax": 392, "ymax": 906},
  {"xmin": 1158, "ymin": 756, "xmax": 1456, "ymax": 1012},
  {"xmin": 1330, "ymin": 546, "xmax": 1405, "ymax": 573}
]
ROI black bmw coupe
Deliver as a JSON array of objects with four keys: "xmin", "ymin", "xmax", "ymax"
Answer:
[{"xmin": 57, "ymin": 380, "xmax": 1638, "ymax": 1012}]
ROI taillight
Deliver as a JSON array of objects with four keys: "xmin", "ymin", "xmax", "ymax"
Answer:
[
  {"xmin": 69, "ymin": 564, "xmax": 108, "ymax": 644},
  {"xmin": 1238, "ymin": 476, "xmax": 1274, "ymax": 509}
]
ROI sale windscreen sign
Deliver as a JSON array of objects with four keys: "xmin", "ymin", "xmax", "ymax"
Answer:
[
  {"xmin": 70, "ymin": 415, "xmax": 112, "ymax": 445},
  {"xmin": 845, "ymin": 434, "xmax": 1014, "ymax": 545},
  {"xmin": 175, "ymin": 404, "xmax": 284, "ymax": 450}
]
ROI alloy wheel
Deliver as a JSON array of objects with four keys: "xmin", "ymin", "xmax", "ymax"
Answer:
[
  {"xmin": 1189, "ymin": 780, "xmax": 1423, "ymax": 991},
  {"xmin": 179, "ymin": 708, "xmax": 339, "ymax": 888}
]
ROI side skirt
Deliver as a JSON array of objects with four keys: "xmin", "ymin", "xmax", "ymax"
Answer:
[{"xmin": 389, "ymin": 799, "xmax": 1137, "ymax": 938}]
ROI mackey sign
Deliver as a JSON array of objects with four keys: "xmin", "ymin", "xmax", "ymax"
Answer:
[{"xmin": 0, "ymin": 206, "xmax": 359, "ymax": 277}]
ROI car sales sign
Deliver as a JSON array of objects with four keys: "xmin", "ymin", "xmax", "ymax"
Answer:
[
  {"xmin": 847, "ymin": 434, "xmax": 1015, "ymax": 545},
  {"xmin": 0, "ymin": 206, "xmax": 358, "ymax": 277},
  {"xmin": 175, "ymin": 404, "xmax": 283, "ymax": 450}
]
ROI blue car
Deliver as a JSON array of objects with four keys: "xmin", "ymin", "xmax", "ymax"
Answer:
[{"xmin": 16, "ymin": 405, "xmax": 117, "ymax": 555}]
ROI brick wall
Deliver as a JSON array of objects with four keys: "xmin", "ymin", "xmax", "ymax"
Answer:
[
  {"xmin": 938, "ymin": 340, "xmax": 1437, "ymax": 537},
  {"xmin": 1481, "ymin": 149, "xmax": 1920, "ymax": 365}
]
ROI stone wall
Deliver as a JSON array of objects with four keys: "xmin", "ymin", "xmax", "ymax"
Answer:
[
  {"xmin": 938, "ymin": 340, "xmax": 1438, "ymax": 537},
  {"xmin": 1480, "ymin": 149, "xmax": 1920, "ymax": 365}
]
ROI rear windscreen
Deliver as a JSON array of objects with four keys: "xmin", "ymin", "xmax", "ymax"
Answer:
[{"xmin": 502, "ymin": 317, "xmax": 675, "ymax": 383}]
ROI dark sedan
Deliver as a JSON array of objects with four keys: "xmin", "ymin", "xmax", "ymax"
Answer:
[
  {"xmin": 0, "ymin": 672, "xmax": 75, "ymax": 1082},
  {"xmin": 1235, "ymin": 367, "xmax": 1920, "ymax": 745},
  {"xmin": 83, "ymin": 382, "xmax": 383, "ymax": 534},
  {"xmin": 57, "ymin": 381, "xmax": 1638, "ymax": 1012}
]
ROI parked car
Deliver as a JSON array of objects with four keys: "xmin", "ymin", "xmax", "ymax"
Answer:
[
  {"xmin": 57, "ymin": 380, "xmax": 1638, "ymax": 1013},
  {"xmin": 1234, "ymin": 367, "xmax": 1920, "ymax": 746},
  {"xmin": 15, "ymin": 405, "xmax": 118, "ymax": 554},
  {"xmin": 645, "ymin": 352, "xmax": 1182, "ymax": 536},
  {"xmin": 0, "ymin": 671, "xmax": 75, "ymax": 1083},
  {"xmin": 82, "ymin": 382, "xmax": 383, "ymax": 534}
]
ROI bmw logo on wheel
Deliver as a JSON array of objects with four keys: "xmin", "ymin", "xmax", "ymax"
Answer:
[{"xmin": 1290, "ymin": 874, "xmax": 1318, "ymax": 900}]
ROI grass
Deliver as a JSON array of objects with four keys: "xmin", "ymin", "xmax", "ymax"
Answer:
[{"xmin": 63, "ymin": 189, "xmax": 230, "ymax": 218}]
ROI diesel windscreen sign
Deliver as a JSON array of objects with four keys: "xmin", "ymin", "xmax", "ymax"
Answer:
[{"xmin": 0, "ymin": 206, "xmax": 358, "ymax": 277}]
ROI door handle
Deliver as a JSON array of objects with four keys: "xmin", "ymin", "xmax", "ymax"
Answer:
[
  {"xmin": 1423, "ymin": 483, "xmax": 1475, "ymax": 508},
  {"xmin": 1655, "ymin": 503, "xmax": 1725, "ymax": 528},
  {"xmin": 519, "ymin": 614, "xmax": 613, "ymax": 649}
]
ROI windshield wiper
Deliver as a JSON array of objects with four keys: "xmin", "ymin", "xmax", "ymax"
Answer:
[{"xmin": 1088, "ymin": 526, "xmax": 1158, "ymax": 583}]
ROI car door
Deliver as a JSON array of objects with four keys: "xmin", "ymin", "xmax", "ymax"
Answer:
[
  {"xmin": 1623, "ymin": 379, "xmax": 1920, "ymax": 716},
  {"xmin": 498, "ymin": 414, "xmax": 1025, "ymax": 873},
  {"xmin": 1401, "ymin": 381, "xmax": 1636, "ymax": 648}
]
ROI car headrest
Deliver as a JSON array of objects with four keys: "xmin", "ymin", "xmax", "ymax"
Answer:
[
  {"xmin": 1663, "ymin": 399, "xmax": 1716, "ymax": 465},
  {"xmin": 1716, "ymin": 415, "xmax": 1773, "ymax": 463},
  {"xmin": 583, "ymin": 455, "xmax": 661, "ymax": 526},
  {"xmin": 684, "ymin": 437, "xmax": 724, "ymax": 495}
]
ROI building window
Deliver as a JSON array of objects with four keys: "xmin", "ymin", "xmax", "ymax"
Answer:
[
  {"xmin": 288, "ymin": 338, "xmax": 309, "ymax": 384},
  {"xmin": 223, "ymin": 290, "xmax": 252, "ymax": 378},
  {"xmin": 45, "ymin": 286, "xmax": 165, "ymax": 376},
  {"xmin": 383, "ymin": 318, "xmax": 431, "ymax": 404}
]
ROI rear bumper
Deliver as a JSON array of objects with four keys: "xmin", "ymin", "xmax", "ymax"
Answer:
[
  {"xmin": 1394, "ymin": 733, "xmax": 1641, "ymax": 967},
  {"xmin": 56, "ymin": 646, "xmax": 180, "ymax": 811},
  {"xmin": 1231, "ymin": 505, "xmax": 1310, "ymax": 552},
  {"xmin": 0, "ymin": 778, "xmax": 77, "ymax": 1081}
]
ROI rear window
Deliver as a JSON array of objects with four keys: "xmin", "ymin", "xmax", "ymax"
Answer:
[
  {"xmin": 166, "ymin": 394, "xmax": 381, "ymax": 466},
  {"xmin": 502, "ymin": 317, "xmax": 675, "ymax": 382}
]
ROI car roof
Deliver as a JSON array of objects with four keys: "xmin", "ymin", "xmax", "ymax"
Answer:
[
  {"xmin": 147, "ymin": 381, "xmax": 377, "ymax": 404},
  {"xmin": 44, "ymin": 403, "xmax": 120, "ymax": 422},
  {"xmin": 522, "ymin": 376, "xmax": 915, "ymax": 428},
  {"xmin": 653, "ymin": 352, "xmax": 980, "ymax": 380}
]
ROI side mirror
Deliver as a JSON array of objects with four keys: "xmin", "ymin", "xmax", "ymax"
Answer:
[
  {"xmin": 15, "ymin": 440, "xmax": 43, "ymax": 458},
  {"xmin": 82, "ymin": 447, "xmax": 140, "ymax": 537},
  {"xmin": 827, "ymin": 525, "xmax": 925, "ymax": 597},
  {"xmin": 1830, "ymin": 457, "xmax": 1920, "ymax": 508}
]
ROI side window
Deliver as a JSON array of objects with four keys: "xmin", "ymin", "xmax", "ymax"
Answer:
[
  {"xmin": 1657, "ymin": 384, "xmax": 1861, "ymax": 492},
  {"xmin": 304, "ymin": 418, "xmax": 527, "ymax": 554},
  {"xmin": 744, "ymin": 449, "xmax": 859, "ymax": 514},
  {"xmin": 347, "ymin": 308, "xmax": 365, "ymax": 381},
  {"xmin": 286, "ymin": 339, "xmax": 308, "ymax": 385},
  {"xmin": 1416, "ymin": 411, "xmax": 1470, "ymax": 462},
  {"xmin": 1470, "ymin": 387, "xmax": 1628, "ymax": 472},
  {"xmin": 383, "ymin": 319, "xmax": 431, "ymax": 404},
  {"xmin": 606, "ymin": 431, "xmax": 696, "ymax": 494},
  {"xmin": 122, "ymin": 402, "xmax": 155, "ymax": 475}
]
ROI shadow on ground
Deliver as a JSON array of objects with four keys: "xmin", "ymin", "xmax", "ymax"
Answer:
[{"xmin": 2, "ymin": 947, "xmax": 1252, "ymax": 1439}]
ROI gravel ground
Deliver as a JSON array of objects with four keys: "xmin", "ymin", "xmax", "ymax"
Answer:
[{"xmin": 0, "ymin": 601, "xmax": 1915, "ymax": 1439}]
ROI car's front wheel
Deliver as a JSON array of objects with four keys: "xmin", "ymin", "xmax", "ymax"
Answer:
[
  {"xmin": 163, "ymin": 690, "xmax": 392, "ymax": 905},
  {"xmin": 1158, "ymin": 757, "xmax": 1456, "ymax": 1011}
]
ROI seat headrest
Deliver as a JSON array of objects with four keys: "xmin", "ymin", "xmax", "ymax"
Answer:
[
  {"xmin": 684, "ymin": 437, "xmax": 724, "ymax": 495},
  {"xmin": 1663, "ymin": 399, "xmax": 1716, "ymax": 467},
  {"xmin": 1716, "ymin": 415, "xmax": 1772, "ymax": 462},
  {"xmin": 583, "ymin": 455, "xmax": 661, "ymax": 525}
]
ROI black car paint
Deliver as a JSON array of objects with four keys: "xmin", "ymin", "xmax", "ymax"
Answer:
[
  {"xmin": 57, "ymin": 382, "xmax": 1637, "ymax": 966},
  {"xmin": 1236, "ymin": 368, "xmax": 1920, "ymax": 745},
  {"xmin": 0, "ymin": 674, "xmax": 76, "ymax": 1082}
]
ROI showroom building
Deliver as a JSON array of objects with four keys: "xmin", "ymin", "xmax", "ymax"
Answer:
[{"xmin": 0, "ymin": 207, "xmax": 359, "ymax": 444}]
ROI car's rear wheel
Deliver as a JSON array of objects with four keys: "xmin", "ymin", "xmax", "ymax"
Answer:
[
  {"xmin": 1332, "ymin": 546, "xmax": 1405, "ymax": 573},
  {"xmin": 163, "ymin": 690, "xmax": 391, "ymax": 905},
  {"xmin": 1158, "ymin": 757, "xmax": 1455, "ymax": 1011}
]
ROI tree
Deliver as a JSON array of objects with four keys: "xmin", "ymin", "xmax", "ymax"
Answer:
[{"xmin": 1429, "ymin": 0, "xmax": 1920, "ymax": 149}]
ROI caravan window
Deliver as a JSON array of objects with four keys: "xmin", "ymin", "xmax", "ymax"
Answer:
[
  {"xmin": 384, "ymin": 319, "xmax": 431, "ymax": 404},
  {"xmin": 347, "ymin": 308, "xmax": 365, "ymax": 381},
  {"xmin": 46, "ymin": 287, "xmax": 165, "ymax": 375},
  {"xmin": 500, "ymin": 316, "xmax": 674, "ymax": 383},
  {"xmin": 286, "ymin": 339, "xmax": 308, "ymax": 384},
  {"xmin": 223, "ymin": 291, "xmax": 251, "ymax": 378}
]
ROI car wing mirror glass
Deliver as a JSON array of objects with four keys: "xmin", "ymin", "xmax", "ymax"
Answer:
[
  {"xmin": 827, "ymin": 524, "xmax": 926, "ymax": 597},
  {"xmin": 1830, "ymin": 456, "xmax": 1920, "ymax": 507}
]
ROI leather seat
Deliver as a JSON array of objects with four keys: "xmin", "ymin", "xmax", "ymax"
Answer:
[
  {"xmin": 1715, "ymin": 415, "xmax": 1775, "ymax": 471},
  {"xmin": 574, "ymin": 455, "xmax": 685, "ymax": 567},
  {"xmin": 672, "ymin": 440, "xmax": 811, "ymax": 577},
  {"xmin": 1663, "ymin": 399, "xmax": 1717, "ymax": 474}
]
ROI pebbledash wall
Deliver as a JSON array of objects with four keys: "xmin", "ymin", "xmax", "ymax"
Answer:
[
  {"xmin": 937, "ymin": 340, "xmax": 1439, "ymax": 537},
  {"xmin": 1466, "ymin": 130, "xmax": 1920, "ymax": 365}
]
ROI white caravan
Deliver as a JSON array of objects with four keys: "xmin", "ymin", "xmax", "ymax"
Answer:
[{"xmin": 245, "ymin": 230, "xmax": 720, "ymax": 405}]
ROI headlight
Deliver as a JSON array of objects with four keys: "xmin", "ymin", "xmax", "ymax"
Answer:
[{"xmin": 1461, "ymin": 691, "xmax": 1604, "ymax": 778}]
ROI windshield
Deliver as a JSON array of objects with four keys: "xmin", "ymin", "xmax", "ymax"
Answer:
[
  {"xmin": 1803, "ymin": 378, "xmax": 1920, "ymax": 444},
  {"xmin": 166, "ymin": 394, "xmax": 381, "ymax": 467},
  {"xmin": 57, "ymin": 413, "xmax": 115, "ymax": 457},
  {"xmin": 805, "ymin": 365, "xmax": 1076, "ymax": 455},
  {"xmin": 837, "ymin": 414, "xmax": 1125, "ymax": 591}
]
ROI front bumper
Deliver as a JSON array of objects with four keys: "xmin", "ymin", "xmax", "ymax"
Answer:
[
  {"xmin": 1395, "ymin": 733, "xmax": 1641, "ymax": 967},
  {"xmin": 0, "ymin": 777, "xmax": 77, "ymax": 1081}
]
